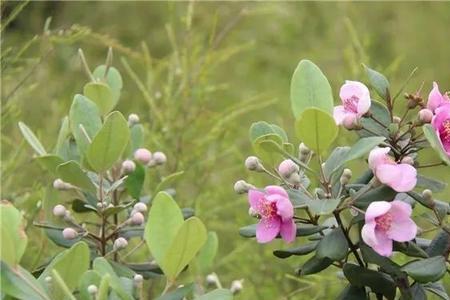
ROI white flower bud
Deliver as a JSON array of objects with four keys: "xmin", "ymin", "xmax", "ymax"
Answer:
[
  {"xmin": 286, "ymin": 173, "xmax": 302, "ymax": 185},
  {"xmin": 133, "ymin": 202, "xmax": 147, "ymax": 213},
  {"xmin": 393, "ymin": 116, "xmax": 402, "ymax": 124},
  {"xmin": 130, "ymin": 212, "xmax": 144, "ymax": 225},
  {"xmin": 418, "ymin": 109, "xmax": 433, "ymax": 124},
  {"xmin": 342, "ymin": 168, "xmax": 352, "ymax": 179},
  {"xmin": 152, "ymin": 152, "xmax": 167, "ymax": 165},
  {"xmin": 244, "ymin": 156, "xmax": 263, "ymax": 172},
  {"xmin": 278, "ymin": 159, "xmax": 299, "ymax": 179},
  {"xmin": 340, "ymin": 176, "xmax": 349, "ymax": 185},
  {"xmin": 234, "ymin": 180, "xmax": 254, "ymax": 194},
  {"xmin": 62, "ymin": 228, "xmax": 78, "ymax": 240},
  {"xmin": 113, "ymin": 237, "xmax": 128, "ymax": 251},
  {"xmin": 121, "ymin": 160, "xmax": 136, "ymax": 174},
  {"xmin": 53, "ymin": 178, "xmax": 71, "ymax": 190},
  {"xmin": 133, "ymin": 274, "xmax": 144, "ymax": 285},
  {"xmin": 422, "ymin": 189, "xmax": 433, "ymax": 201},
  {"xmin": 52, "ymin": 205, "xmax": 66, "ymax": 217},
  {"xmin": 401, "ymin": 156, "xmax": 414, "ymax": 165},
  {"xmin": 87, "ymin": 284, "xmax": 98, "ymax": 295},
  {"xmin": 134, "ymin": 148, "xmax": 152, "ymax": 165},
  {"xmin": 128, "ymin": 114, "xmax": 140, "ymax": 126},
  {"xmin": 299, "ymin": 143, "xmax": 310, "ymax": 156},
  {"xmin": 206, "ymin": 273, "xmax": 219, "ymax": 285},
  {"xmin": 230, "ymin": 280, "xmax": 243, "ymax": 294}
]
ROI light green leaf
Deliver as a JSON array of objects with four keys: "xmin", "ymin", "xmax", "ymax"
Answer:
[
  {"xmin": 295, "ymin": 108, "xmax": 338, "ymax": 154},
  {"xmin": 93, "ymin": 65, "xmax": 123, "ymax": 104},
  {"xmin": 196, "ymin": 289, "xmax": 233, "ymax": 300},
  {"xmin": 56, "ymin": 161, "xmax": 96, "ymax": 192},
  {"xmin": 144, "ymin": 192, "xmax": 184, "ymax": 269},
  {"xmin": 69, "ymin": 94, "xmax": 102, "ymax": 157},
  {"xmin": 253, "ymin": 133, "xmax": 283, "ymax": 164},
  {"xmin": 316, "ymin": 228, "xmax": 348, "ymax": 261},
  {"xmin": 93, "ymin": 258, "xmax": 132, "ymax": 300},
  {"xmin": 305, "ymin": 198, "xmax": 340, "ymax": 215},
  {"xmin": 423, "ymin": 124, "xmax": 450, "ymax": 166},
  {"xmin": 51, "ymin": 270, "xmax": 76, "ymax": 300},
  {"xmin": 401, "ymin": 256, "xmax": 447, "ymax": 283},
  {"xmin": 86, "ymin": 111, "xmax": 130, "ymax": 172},
  {"xmin": 96, "ymin": 274, "xmax": 111, "ymax": 300},
  {"xmin": 195, "ymin": 231, "xmax": 219, "ymax": 273},
  {"xmin": 55, "ymin": 116, "xmax": 71, "ymax": 156},
  {"xmin": 18, "ymin": 122, "xmax": 47, "ymax": 155},
  {"xmin": 126, "ymin": 124, "xmax": 144, "ymax": 157},
  {"xmin": 84, "ymin": 82, "xmax": 115, "ymax": 115},
  {"xmin": 163, "ymin": 217, "xmax": 207, "ymax": 280},
  {"xmin": 155, "ymin": 171, "xmax": 185, "ymax": 193},
  {"xmin": 290, "ymin": 59, "xmax": 334, "ymax": 118},
  {"xmin": 364, "ymin": 65, "xmax": 390, "ymax": 100},
  {"xmin": 35, "ymin": 155, "xmax": 65, "ymax": 174},
  {"xmin": 249, "ymin": 121, "xmax": 276, "ymax": 143},
  {"xmin": 0, "ymin": 200, "xmax": 28, "ymax": 267}
]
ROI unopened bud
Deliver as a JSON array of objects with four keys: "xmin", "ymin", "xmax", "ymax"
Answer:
[
  {"xmin": 234, "ymin": 180, "xmax": 254, "ymax": 194},
  {"xmin": 340, "ymin": 176, "xmax": 349, "ymax": 185},
  {"xmin": 44, "ymin": 276, "xmax": 52, "ymax": 284},
  {"xmin": 134, "ymin": 148, "xmax": 152, "ymax": 165},
  {"xmin": 133, "ymin": 274, "xmax": 144, "ymax": 286},
  {"xmin": 53, "ymin": 205, "xmax": 66, "ymax": 217},
  {"xmin": 133, "ymin": 202, "xmax": 147, "ymax": 213},
  {"xmin": 393, "ymin": 116, "xmax": 401, "ymax": 124},
  {"xmin": 62, "ymin": 227, "xmax": 78, "ymax": 240},
  {"xmin": 286, "ymin": 173, "xmax": 302, "ymax": 185},
  {"xmin": 113, "ymin": 237, "xmax": 128, "ymax": 250},
  {"xmin": 206, "ymin": 273, "xmax": 219, "ymax": 285},
  {"xmin": 53, "ymin": 178, "xmax": 71, "ymax": 190},
  {"xmin": 407, "ymin": 98, "xmax": 419, "ymax": 109},
  {"xmin": 422, "ymin": 189, "xmax": 433, "ymax": 202},
  {"xmin": 130, "ymin": 212, "xmax": 145, "ymax": 225},
  {"xmin": 121, "ymin": 160, "xmax": 136, "ymax": 174},
  {"xmin": 245, "ymin": 156, "xmax": 263, "ymax": 172},
  {"xmin": 342, "ymin": 168, "xmax": 352, "ymax": 179},
  {"xmin": 248, "ymin": 207, "xmax": 258, "ymax": 218},
  {"xmin": 128, "ymin": 114, "xmax": 140, "ymax": 126},
  {"xmin": 401, "ymin": 156, "xmax": 414, "ymax": 165},
  {"xmin": 299, "ymin": 143, "xmax": 310, "ymax": 156},
  {"xmin": 418, "ymin": 109, "xmax": 433, "ymax": 124},
  {"xmin": 87, "ymin": 285, "xmax": 98, "ymax": 295},
  {"xmin": 230, "ymin": 280, "xmax": 243, "ymax": 294},
  {"xmin": 152, "ymin": 152, "xmax": 167, "ymax": 165},
  {"xmin": 278, "ymin": 159, "xmax": 299, "ymax": 179}
]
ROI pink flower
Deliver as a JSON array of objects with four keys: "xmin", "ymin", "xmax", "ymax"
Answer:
[
  {"xmin": 431, "ymin": 105, "xmax": 450, "ymax": 156},
  {"xmin": 248, "ymin": 186, "xmax": 296, "ymax": 243},
  {"xmin": 361, "ymin": 200, "xmax": 417, "ymax": 256},
  {"xmin": 368, "ymin": 147, "xmax": 417, "ymax": 192},
  {"xmin": 333, "ymin": 81, "xmax": 371, "ymax": 126},
  {"xmin": 427, "ymin": 82, "xmax": 450, "ymax": 113}
]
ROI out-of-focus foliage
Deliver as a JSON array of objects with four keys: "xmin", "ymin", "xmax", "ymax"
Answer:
[{"xmin": 2, "ymin": 2, "xmax": 449, "ymax": 299}]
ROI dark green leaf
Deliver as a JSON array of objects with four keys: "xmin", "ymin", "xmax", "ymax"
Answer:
[
  {"xmin": 316, "ymin": 228, "xmax": 348, "ymax": 261},
  {"xmin": 364, "ymin": 65, "xmax": 390, "ymax": 100},
  {"xmin": 394, "ymin": 242, "xmax": 429, "ymax": 258},
  {"xmin": 423, "ymin": 281, "xmax": 450, "ymax": 300},
  {"xmin": 298, "ymin": 255, "xmax": 333, "ymax": 276},
  {"xmin": 239, "ymin": 224, "xmax": 326, "ymax": 238},
  {"xmin": 410, "ymin": 283, "xmax": 428, "ymax": 300},
  {"xmin": 357, "ymin": 101, "xmax": 390, "ymax": 137},
  {"xmin": 337, "ymin": 284, "xmax": 368, "ymax": 300},
  {"xmin": 401, "ymin": 256, "xmax": 446, "ymax": 283},
  {"xmin": 427, "ymin": 230, "xmax": 450, "ymax": 257},
  {"xmin": 125, "ymin": 163, "xmax": 145, "ymax": 199},
  {"xmin": 354, "ymin": 185, "xmax": 397, "ymax": 209},
  {"xmin": 273, "ymin": 241, "xmax": 318, "ymax": 258}
]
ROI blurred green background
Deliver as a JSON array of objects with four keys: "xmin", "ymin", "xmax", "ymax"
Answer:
[{"xmin": 2, "ymin": 2, "xmax": 449, "ymax": 299}]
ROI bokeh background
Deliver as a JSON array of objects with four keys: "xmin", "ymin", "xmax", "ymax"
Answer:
[{"xmin": 2, "ymin": 2, "xmax": 449, "ymax": 299}]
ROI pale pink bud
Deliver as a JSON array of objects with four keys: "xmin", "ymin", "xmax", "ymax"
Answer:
[
  {"xmin": 53, "ymin": 205, "xmax": 66, "ymax": 217},
  {"xmin": 152, "ymin": 152, "xmax": 167, "ymax": 165},
  {"xmin": 62, "ymin": 227, "xmax": 78, "ymax": 240},
  {"xmin": 230, "ymin": 280, "xmax": 244, "ymax": 294},
  {"xmin": 245, "ymin": 156, "xmax": 263, "ymax": 172},
  {"xmin": 342, "ymin": 114, "xmax": 357, "ymax": 130},
  {"xmin": 234, "ymin": 180, "xmax": 254, "ymax": 194},
  {"xmin": 134, "ymin": 148, "xmax": 152, "ymax": 164},
  {"xmin": 113, "ymin": 237, "xmax": 128, "ymax": 250},
  {"xmin": 87, "ymin": 285, "xmax": 98, "ymax": 295},
  {"xmin": 130, "ymin": 212, "xmax": 145, "ymax": 225},
  {"xmin": 278, "ymin": 159, "xmax": 299, "ymax": 178},
  {"xmin": 133, "ymin": 202, "xmax": 147, "ymax": 213},
  {"xmin": 53, "ymin": 178, "xmax": 71, "ymax": 190},
  {"xmin": 418, "ymin": 108, "xmax": 433, "ymax": 124},
  {"xmin": 121, "ymin": 160, "xmax": 136, "ymax": 174},
  {"xmin": 128, "ymin": 113, "xmax": 140, "ymax": 126}
]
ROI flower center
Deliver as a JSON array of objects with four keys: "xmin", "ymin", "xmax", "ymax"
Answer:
[
  {"xmin": 375, "ymin": 213, "xmax": 393, "ymax": 232},
  {"xmin": 343, "ymin": 96, "xmax": 359, "ymax": 113},
  {"xmin": 440, "ymin": 119, "xmax": 450, "ymax": 143},
  {"xmin": 259, "ymin": 199, "xmax": 277, "ymax": 218}
]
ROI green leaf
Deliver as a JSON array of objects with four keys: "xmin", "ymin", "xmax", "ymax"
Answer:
[
  {"xmin": 196, "ymin": 289, "xmax": 233, "ymax": 300},
  {"xmin": 249, "ymin": 121, "xmax": 277, "ymax": 143},
  {"xmin": 354, "ymin": 185, "xmax": 397, "ymax": 209},
  {"xmin": 253, "ymin": 133, "xmax": 283, "ymax": 164},
  {"xmin": 273, "ymin": 241, "xmax": 318, "ymax": 258},
  {"xmin": 286, "ymin": 188, "xmax": 311, "ymax": 207},
  {"xmin": 393, "ymin": 241, "xmax": 429, "ymax": 258},
  {"xmin": 323, "ymin": 147, "xmax": 351, "ymax": 179},
  {"xmin": 18, "ymin": 122, "xmax": 47, "ymax": 155},
  {"xmin": 360, "ymin": 243, "xmax": 404, "ymax": 277},
  {"xmin": 78, "ymin": 270, "xmax": 102, "ymax": 300},
  {"xmin": 195, "ymin": 231, "xmax": 219, "ymax": 273},
  {"xmin": 144, "ymin": 192, "xmax": 184, "ymax": 270},
  {"xmin": 337, "ymin": 285, "xmax": 368, "ymax": 300},
  {"xmin": 270, "ymin": 124, "xmax": 288, "ymax": 143},
  {"xmin": 427, "ymin": 230, "xmax": 450, "ymax": 257},
  {"xmin": 316, "ymin": 228, "xmax": 348, "ymax": 261},
  {"xmin": 125, "ymin": 163, "xmax": 145, "ymax": 199},
  {"xmin": 55, "ymin": 116, "xmax": 71, "ymax": 156},
  {"xmin": 93, "ymin": 257, "xmax": 132, "ymax": 300},
  {"xmin": 84, "ymin": 82, "xmax": 115, "ymax": 115},
  {"xmin": 239, "ymin": 224, "xmax": 325, "ymax": 238},
  {"xmin": 155, "ymin": 283, "xmax": 194, "ymax": 300},
  {"xmin": 401, "ymin": 256, "xmax": 447, "ymax": 283},
  {"xmin": 35, "ymin": 155, "xmax": 65, "ymax": 174},
  {"xmin": 290, "ymin": 59, "xmax": 334, "ymax": 118},
  {"xmin": 298, "ymin": 255, "xmax": 333, "ymax": 275},
  {"xmin": 0, "ymin": 200, "xmax": 28, "ymax": 267},
  {"xmin": 126, "ymin": 124, "xmax": 144, "ymax": 157},
  {"xmin": 364, "ymin": 65, "xmax": 390, "ymax": 100},
  {"xmin": 50, "ymin": 270, "xmax": 76, "ymax": 300},
  {"xmin": 295, "ymin": 108, "xmax": 338, "ymax": 154},
  {"xmin": 305, "ymin": 197, "xmax": 340, "ymax": 215},
  {"xmin": 97, "ymin": 274, "xmax": 111, "ymax": 300},
  {"xmin": 87, "ymin": 111, "xmax": 130, "ymax": 172},
  {"xmin": 357, "ymin": 101, "xmax": 390, "ymax": 137},
  {"xmin": 343, "ymin": 263, "xmax": 396, "ymax": 300},
  {"xmin": 69, "ymin": 94, "xmax": 102, "ymax": 157},
  {"xmin": 423, "ymin": 124, "xmax": 450, "ymax": 166},
  {"xmin": 155, "ymin": 171, "xmax": 185, "ymax": 193},
  {"xmin": 416, "ymin": 175, "xmax": 447, "ymax": 193},
  {"xmin": 422, "ymin": 281, "xmax": 450, "ymax": 300},
  {"xmin": 56, "ymin": 161, "xmax": 96, "ymax": 192},
  {"xmin": 0, "ymin": 262, "xmax": 50, "ymax": 300},
  {"xmin": 93, "ymin": 65, "xmax": 123, "ymax": 104},
  {"xmin": 163, "ymin": 217, "xmax": 207, "ymax": 280},
  {"xmin": 338, "ymin": 136, "xmax": 386, "ymax": 170},
  {"xmin": 38, "ymin": 242, "xmax": 90, "ymax": 299}
]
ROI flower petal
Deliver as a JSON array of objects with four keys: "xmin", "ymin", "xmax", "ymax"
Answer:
[
  {"xmin": 427, "ymin": 82, "xmax": 445, "ymax": 112},
  {"xmin": 376, "ymin": 163, "xmax": 417, "ymax": 192},
  {"xmin": 275, "ymin": 195, "xmax": 294, "ymax": 222},
  {"xmin": 372, "ymin": 230, "xmax": 393, "ymax": 257},
  {"xmin": 389, "ymin": 200, "xmax": 412, "ymax": 220},
  {"xmin": 333, "ymin": 106, "xmax": 348, "ymax": 125},
  {"xmin": 256, "ymin": 217, "xmax": 281, "ymax": 243},
  {"xmin": 368, "ymin": 147, "xmax": 391, "ymax": 170},
  {"xmin": 365, "ymin": 201, "xmax": 392, "ymax": 222},
  {"xmin": 387, "ymin": 218, "xmax": 417, "ymax": 242},
  {"xmin": 248, "ymin": 189, "xmax": 265, "ymax": 213},
  {"xmin": 361, "ymin": 221, "xmax": 378, "ymax": 248},
  {"xmin": 265, "ymin": 185, "xmax": 288, "ymax": 198},
  {"xmin": 279, "ymin": 219, "xmax": 296, "ymax": 243}
]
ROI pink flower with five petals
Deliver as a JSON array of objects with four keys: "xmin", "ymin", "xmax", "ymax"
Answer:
[
  {"xmin": 333, "ymin": 81, "xmax": 371, "ymax": 126},
  {"xmin": 368, "ymin": 147, "xmax": 417, "ymax": 192},
  {"xmin": 361, "ymin": 200, "xmax": 417, "ymax": 256},
  {"xmin": 248, "ymin": 186, "xmax": 296, "ymax": 243}
]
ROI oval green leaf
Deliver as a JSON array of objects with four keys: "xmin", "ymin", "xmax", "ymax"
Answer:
[
  {"xmin": 84, "ymin": 82, "xmax": 115, "ymax": 115},
  {"xmin": 56, "ymin": 161, "xmax": 96, "ymax": 192},
  {"xmin": 18, "ymin": 122, "xmax": 47, "ymax": 156}
]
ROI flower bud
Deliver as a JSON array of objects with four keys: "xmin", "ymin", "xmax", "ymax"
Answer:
[
  {"xmin": 87, "ymin": 285, "xmax": 98, "ymax": 295},
  {"xmin": 113, "ymin": 237, "xmax": 128, "ymax": 251},
  {"xmin": 134, "ymin": 148, "xmax": 152, "ymax": 165},
  {"xmin": 130, "ymin": 212, "xmax": 145, "ymax": 225},
  {"xmin": 128, "ymin": 113, "xmax": 140, "ymax": 126},
  {"xmin": 53, "ymin": 178, "xmax": 71, "ymax": 190},
  {"xmin": 340, "ymin": 176, "xmax": 349, "ymax": 185},
  {"xmin": 418, "ymin": 109, "xmax": 433, "ymax": 124},
  {"xmin": 133, "ymin": 202, "xmax": 147, "ymax": 213},
  {"xmin": 278, "ymin": 159, "xmax": 299, "ymax": 179},
  {"xmin": 286, "ymin": 172, "xmax": 302, "ymax": 186},
  {"xmin": 248, "ymin": 207, "xmax": 258, "ymax": 218},
  {"xmin": 401, "ymin": 156, "xmax": 414, "ymax": 165},
  {"xmin": 206, "ymin": 273, "xmax": 219, "ymax": 286},
  {"xmin": 230, "ymin": 280, "xmax": 243, "ymax": 294},
  {"xmin": 299, "ymin": 143, "xmax": 310, "ymax": 156},
  {"xmin": 422, "ymin": 189, "xmax": 433, "ymax": 202},
  {"xmin": 234, "ymin": 180, "xmax": 254, "ymax": 194},
  {"xmin": 53, "ymin": 205, "xmax": 66, "ymax": 217},
  {"xmin": 152, "ymin": 152, "xmax": 167, "ymax": 165},
  {"xmin": 393, "ymin": 116, "xmax": 401, "ymax": 124},
  {"xmin": 121, "ymin": 160, "xmax": 136, "ymax": 174},
  {"xmin": 133, "ymin": 274, "xmax": 144, "ymax": 286},
  {"xmin": 342, "ymin": 168, "xmax": 352, "ymax": 179},
  {"xmin": 62, "ymin": 227, "xmax": 78, "ymax": 240},
  {"xmin": 244, "ymin": 156, "xmax": 263, "ymax": 172}
]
